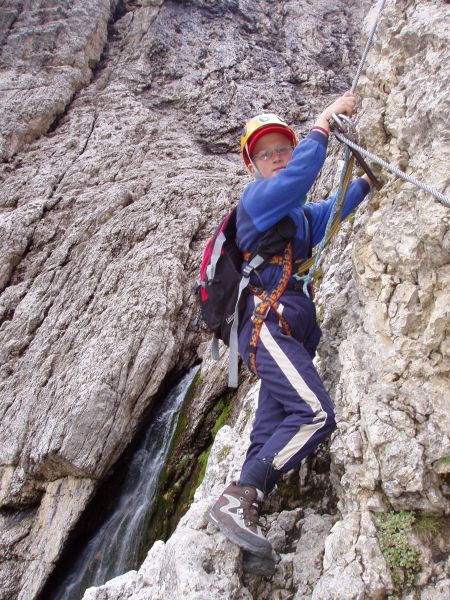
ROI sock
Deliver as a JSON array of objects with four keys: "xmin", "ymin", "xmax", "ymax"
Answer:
[
  {"xmin": 255, "ymin": 488, "xmax": 264, "ymax": 502},
  {"xmin": 238, "ymin": 459, "xmax": 282, "ymax": 495}
]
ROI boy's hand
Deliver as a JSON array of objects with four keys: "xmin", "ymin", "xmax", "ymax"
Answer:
[
  {"xmin": 313, "ymin": 91, "xmax": 357, "ymax": 134},
  {"xmin": 322, "ymin": 91, "xmax": 356, "ymax": 120},
  {"xmin": 361, "ymin": 173, "xmax": 373, "ymax": 188}
]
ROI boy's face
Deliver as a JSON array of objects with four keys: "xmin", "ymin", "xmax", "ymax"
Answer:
[{"xmin": 249, "ymin": 132, "xmax": 294, "ymax": 179}]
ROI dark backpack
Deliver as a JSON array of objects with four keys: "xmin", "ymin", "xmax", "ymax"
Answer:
[
  {"xmin": 195, "ymin": 205, "xmax": 313, "ymax": 386},
  {"xmin": 197, "ymin": 208, "xmax": 243, "ymax": 346}
]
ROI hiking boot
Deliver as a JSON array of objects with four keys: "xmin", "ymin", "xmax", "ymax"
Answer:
[{"xmin": 207, "ymin": 482, "xmax": 272, "ymax": 557}]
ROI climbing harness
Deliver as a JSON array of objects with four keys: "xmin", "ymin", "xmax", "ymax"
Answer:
[{"xmin": 248, "ymin": 243, "xmax": 294, "ymax": 377}]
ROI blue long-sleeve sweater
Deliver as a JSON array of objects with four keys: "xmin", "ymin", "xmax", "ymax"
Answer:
[{"xmin": 236, "ymin": 130, "xmax": 370, "ymax": 289}]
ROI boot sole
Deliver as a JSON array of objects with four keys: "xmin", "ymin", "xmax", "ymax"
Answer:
[
  {"xmin": 242, "ymin": 551, "xmax": 276, "ymax": 577},
  {"xmin": 207, "ymin": 511, "xmax": 272, "ymax": 558}
]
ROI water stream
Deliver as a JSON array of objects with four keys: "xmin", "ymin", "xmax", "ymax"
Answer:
[{"xmin": 49, "ymin": 366, "xmax": 199, "ymax": 600}]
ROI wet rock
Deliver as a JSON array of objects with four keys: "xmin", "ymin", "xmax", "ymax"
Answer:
[{"xmin": 0, "ymin": 476, "xmax": 95, "ymax": 600}]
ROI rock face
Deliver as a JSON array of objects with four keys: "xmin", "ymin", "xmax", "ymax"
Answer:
[
  {"xmin": 0, "ymin": 0, "xmax": 119, "ymax": 161},
  {"xmin": 0, "ymin": 0, "xmax": 448, "ymax": 599}
]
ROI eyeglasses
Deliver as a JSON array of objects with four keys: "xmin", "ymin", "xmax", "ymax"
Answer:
[{"xmin": 252, "ymin": 145, "xmax": 294, "ymax": 162}]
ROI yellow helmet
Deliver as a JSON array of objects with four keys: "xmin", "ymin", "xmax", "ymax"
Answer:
[{"xmin": 240, "ymin": 114, "xmax": 297, "ymax": 168}]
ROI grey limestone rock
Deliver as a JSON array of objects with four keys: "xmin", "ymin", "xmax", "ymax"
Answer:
[
  {"xmin": 0, "ymin": 0, "xmax": 120, "ymax": 160},
  {"xmin": 0, "ymin": 0, "xmax": 448, "ymax": 599}
]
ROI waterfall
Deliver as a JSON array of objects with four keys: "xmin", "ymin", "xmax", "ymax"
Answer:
[{"xmin": 50, "ymin": 366, "xmax": 200, "ymax": 600}]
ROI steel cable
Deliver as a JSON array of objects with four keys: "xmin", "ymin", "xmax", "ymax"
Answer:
[
  {"xmin": 334, "ymin": 132, "xmax": 450, "ymax": 208},
  {"xmin": 299, "ymin": 0, "xmax": 388, "ymax": 292},
  {"xmin": 351, "ymin": 0, "xmax": 387, "ymax": 93}
]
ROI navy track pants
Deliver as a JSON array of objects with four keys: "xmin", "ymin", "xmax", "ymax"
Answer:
[{"xmin": 238, "ymin": 291, "xmax": 336, "ymax": 495}]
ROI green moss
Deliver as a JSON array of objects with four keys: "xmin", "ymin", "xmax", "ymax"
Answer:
[
  {"xmin": 185, "ymin": 369, "xmax": 203, "ymax": 403},
  {"xmin": 211, "ymin": 399, "xmax": 233, "ymax": 436},
  {"xmin": 217, "ymin": 444, "xmax": 232, "ymax": 463},
  {"xmin": 196, "ymin": 449, "xmax": 210, "ymax": 487},
  {"xmin": 184, "ymin": 393, "xmax": 235, "ymax": 506},
  {"xmin": 173, "ymin": 412, "xmax": 187, "ymax": 439},
  {"xmin": 413, "ymin": 516, "xmax": 441, "ymax": 544},
  {"xmin": 376, "ymin": 511, "xmax": 421, "ymax": 594},
  {"xmin": 174, "ymin": 453, "xmax": 192, "ymax": 470},
  {"xmin": 143, "ymin": 385, "xmax": 236, "ymax": 552},
  {"xmin": 190, "ymin": 397, "xmax": 234, "ymax": 495},
  {"xmin": 315, "ymin": 301, "xmax": 324, "ymax": 324},
  {"xmin": 312, "ymin": 265, "xmax": 324, "ymax": 290},
  {"xmin": 168, "ymin": 370, "xmax": 203, "ymax": 456}
]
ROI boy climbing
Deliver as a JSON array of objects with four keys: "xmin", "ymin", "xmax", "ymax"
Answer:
[{"xmin": 208, "ymin": 92, "xmax": 373, "ymax": 558}]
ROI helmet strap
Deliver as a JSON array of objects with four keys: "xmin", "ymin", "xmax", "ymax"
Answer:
[{"xmin": 245, "ymin": 142, "xmax": 263, "ymax": 179}]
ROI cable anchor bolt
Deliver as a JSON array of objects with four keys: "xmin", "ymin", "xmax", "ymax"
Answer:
[{"xmin": 330, "ymin": 114, "xmax": 382, "ymax": 191}]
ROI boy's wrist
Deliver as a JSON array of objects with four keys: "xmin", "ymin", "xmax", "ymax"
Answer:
[
  {"xmin": 311, "ymin": 125, "xmax": 329, "ymax": 138},
  {"xmin": 313, "ymin": 112, "xmax": 331, "ymax": 134}
]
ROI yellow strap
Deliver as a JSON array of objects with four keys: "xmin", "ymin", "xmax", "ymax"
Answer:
[{"xmin": 295, "ymin": 155, "xmax": 355, "ymax": 276}]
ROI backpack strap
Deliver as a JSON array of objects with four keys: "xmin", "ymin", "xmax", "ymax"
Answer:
[
  {"xmin": 206, "ymin": 230, "xmax": 226, "ymax": 281},
  {"xmin": 228, "ymin": 253, "xmax": 265, "ymax": 388},
  {"xmin": 211, "ymin": 335, "xmax": 220, "ymax": 360},
  {"xmin": 303, "ymin": 204, "xmax": 313, "ymax": 259}
]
